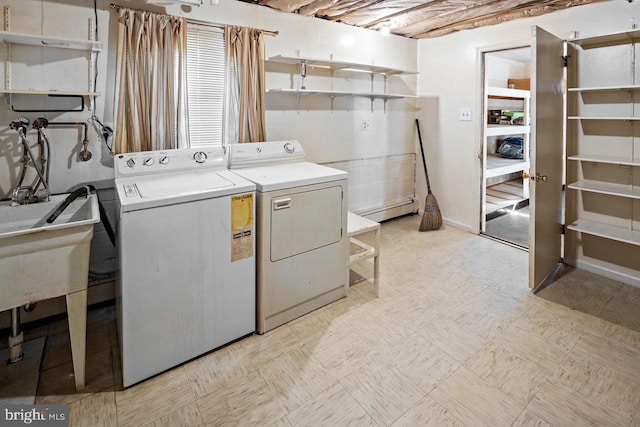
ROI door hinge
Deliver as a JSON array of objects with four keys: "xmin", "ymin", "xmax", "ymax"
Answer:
[
  {"xmin": 563, "ymin": 55, "xmax": 568, "ymax": 67},
  {"xmin": 561, "ymin": 224, "xmax": 566, "ymax": 234},
  {"xmin": 341, "ymin": 190, "xmax": 344, "ymax": 200}
]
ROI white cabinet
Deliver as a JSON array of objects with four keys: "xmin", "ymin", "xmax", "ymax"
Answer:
[
  {"xmin": 266, "ymin": 55, "xmax": 417, "ymax": 111},
  {"xmin": 532, "ymin": 27, "xmax": 640, "ymax": 288}
]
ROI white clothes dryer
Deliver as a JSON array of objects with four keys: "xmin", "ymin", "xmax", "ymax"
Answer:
[
  {"xmin": 115, "ymin": 147, "xmax": 256, "ymax": 387},
  {"xmin": 229, "ymin": 141, "xmax": 348, "ymax": 333}
]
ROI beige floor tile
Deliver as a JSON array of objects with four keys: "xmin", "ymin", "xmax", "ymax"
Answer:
[
  {"xmin": 258, "ymin": 347, "xmax": 337, "ymax": 413},
  {"xmin": 616, "ymin": 282, "xmax": 640, "ymax": 306},
  {"xmin": 286, "ymin": 308, "xmax": 334, "ymax": 339},
  {"xmin": 285, "ymin": 382, "xmax": 376, "ymax": 427},
  {"xmin": 350, "ymin": 306, "xmax": 420, "ymax": 355},
  {"xmin": 633, "ymin": 405, "xmax": 640, "ymax": 427},
  {"xmin": 301, "ymin": 329, "xmax": 379, "ymax": 380},
  {"xmin": 527, "ymin": 380, "xmax": 628, "ymax": 426},
  {"xmin": 572, "ymin": 332, "xmax": 640, "ymax": 383},
  {"xmin": 233, "ymin": 324, "xmax": 303, "ymax": 370},
  {"xmin": 511, "ymin": 409, "xmax": 551, "ymax": 427},
  {"xmin": 69, "ymin": 389, "xmax": 117, "ymax": 427},
  {"xmin": 384, "ymin": 333, "xmax": 460, "ymax": 394},
  {"xmin": 511, "ymin": 303, "xmax": 583, "ymax": 352},
  {"xmin": 579, "ymin": 315, "xmax": 640, "ymax": 354},
  {"xmin": 36, "ymin": 347, "xmax": 114, "ymax": 406},
  {"xmin": 491, "ymin": 324, "xmax": 569, "ymax": 374},
  {"xmin": 391, "ymin": 394, "xmax": 464, "ymax": 427},
  {"xmin": 599, "ymin": 296, "xmax": 640, "ymax": 331},
  {"xmin": 184, "ymin": 343, "xmax": 248, "ymax": 398},
  {"xmin": 340, "ymin": 359, "xmax": 425, "ymax": 426},
  {"xmin": 465, "ymin": 342, "xmax": 549, "ymax": 406},
  {"xmin": 430, "ymin": 366, "xmax": 523, "ymax": 427},
  {"xmin": 416, "ymin": 317, "xmax": 489, "ymax": 364},
  {"xmin": 115, "ymin": 367, "xmax": 195, "ymax": 427},
  {"xmin": 143, "ymin": 402, "xmax": 204, "ymax": 427},
  {"xmin": 269, "ymin": 416, "xmax": 293, "ymax": 427},
  {"xmin": 196, "ymin": 370, "xmax": 286, "ymax": 426},
  {"xmin": 535, "ymin": 267, "xmax": 620, "ymax": 316},
  {"xmin": 551, "ymin": 348, "xmax": 640, "ymax": 420}
]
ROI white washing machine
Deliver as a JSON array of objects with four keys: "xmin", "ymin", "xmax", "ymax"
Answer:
[
  {"xmin": 229, "ymin": 140, "xmax": 348, "ymax": 333},
  {"xmin": 114, "ymin": 147, "xmax": 256, "ymax": 387}
]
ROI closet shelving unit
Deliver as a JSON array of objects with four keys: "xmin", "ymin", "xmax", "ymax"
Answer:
[
  {"xmin": 484, "ymin": 86, "xmax": 530, "ymax": 179},
  {"xmin": 0, "ymin": 9, "xmax": 102, "ymax": 107},
  {"xmin": 564, "ymin": 28, "xmax": 640, "ymax": 278},
  {"xmin": 481, "ymin": 84, "xmax": 530, "ymax": 229},
  {"xmin": 266, "ymin": 54, "xmax": 417, "ymax": 111}
]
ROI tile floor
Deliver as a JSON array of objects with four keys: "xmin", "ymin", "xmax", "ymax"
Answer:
[{"xmin": 4, "ymin": 214, "xmax": 640, "ymax": 426}]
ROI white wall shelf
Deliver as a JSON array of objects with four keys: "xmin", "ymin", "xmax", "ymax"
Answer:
[
  {"xmin": 267, "ymin": 88, "xmax": 416, "ymax": 99},
  {"xmin": 0, "ymin": 30, "xmax": 102, "ymax": 51},
  {"xmin": 571, "ymin": 28, "xmax": 640, "ymax": 47},
  {"xmin": 486, "ymin": 156, "xmax": 529, "ymax": 179},
  {"xmin": 567, "ymin": 219, "xmax": 640, "ymax": 247},
  {"xmin": 267, "ymin": 55, "xmax": 417, "ymax": 76},
  {"xmin": 266, "ymin": 55, "xmax": 417, "ymax": 111},
  {"xmin": 568, "ymin": 179, "xmax": 640, "ymax": 200},
  {"xmin": 1, "ymin": 7, "xmax": 99, "ymax": 109},
  {"xmin": 568, "ymin": 154, "xmax": 640, "ymax": 167},
  {"xmin": 0, "ymin": 89, "xmax": 100, "ymax": 96},
  {"xmin": 568, "ymin": 116, "xmax": 640, "ymax": 121},
  {"xmin": 568, "ymin": 85, "xmax": 640, "ymax": 92},
  {"xmin": 486, "ymin": 124, "xmax": 530, "ymax": 136},
  {"xmin": 487, "ymin": 86, "xmax": 531, "ymax": 99}
]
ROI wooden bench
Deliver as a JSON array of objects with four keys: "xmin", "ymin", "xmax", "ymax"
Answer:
[{"xmin": 347, "ymin": 212, "xmax": 380, "ymax": 285}]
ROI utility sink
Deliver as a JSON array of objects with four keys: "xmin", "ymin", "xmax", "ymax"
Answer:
[
  {"xmin": 0, "ymin": 193, "xmax": 99, "ymax": 240},
  {"xmin": 0, "ymin": 193, "xmax": 99, "ymax": 390}
]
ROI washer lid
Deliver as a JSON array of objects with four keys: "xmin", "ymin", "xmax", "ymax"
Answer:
[
  {"xmin": 116, "ymin": 169, "xmax": 256, "ymax": 212},
  {"xmin": 136, "ymin": 171, "xmax": 234, "ymax": 198},
  {"xmin": 229, "ymin": 161, "xmax": 347, "ymax": 192}
]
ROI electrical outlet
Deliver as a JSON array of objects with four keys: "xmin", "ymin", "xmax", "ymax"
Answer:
[
  {"xmin": 361, "ymin": 120, "xmax": 372, "ymax": 131},
  {"xmin": 459, "ymin": 108, "xmax": 472, "ymax": 121}
]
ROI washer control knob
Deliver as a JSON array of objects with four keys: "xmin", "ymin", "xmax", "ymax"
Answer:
[
  {"xmin": 284, "ymin": 142, "xmax": 295, "ymax": 154},
  {"xmin": 159, "ymin": 155, "xmax": 169, "ymax": 165},
  {"xmin": 193, "ymin": 151, "xmax": 207, "ymax": 163},
  {"xmin": 126, "ymin": 158, "xmax": 136, "ymax": 168},
  {"xmin": 143, "ymin": 157, "xmax": 154, "ymax": 166}
]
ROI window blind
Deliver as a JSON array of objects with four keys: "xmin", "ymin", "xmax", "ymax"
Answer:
[{"xmin": 186, "ymin": 24, "xmax": 225, "ymax": 147}]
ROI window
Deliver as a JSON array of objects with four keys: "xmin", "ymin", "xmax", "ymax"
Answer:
[{"xmin": 186, "ymin": 24, "xmax": 225, "ymax": 147}]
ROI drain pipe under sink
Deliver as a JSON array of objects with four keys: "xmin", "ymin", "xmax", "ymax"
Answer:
[{"xmin": 8, "ymin": 307, "xmax": 24, "ymax": 364}]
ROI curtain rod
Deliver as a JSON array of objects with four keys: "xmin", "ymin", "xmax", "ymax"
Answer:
[{"xmin": 109, "ymin": 3, "xmax": 279, "ymax": 36}]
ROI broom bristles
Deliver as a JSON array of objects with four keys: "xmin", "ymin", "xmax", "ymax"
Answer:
[{"xmin": 419, "ymin": 193, "xmax": 442, "ymax": 231}]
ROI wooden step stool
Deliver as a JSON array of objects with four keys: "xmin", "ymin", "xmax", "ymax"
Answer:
[{"xmin": 347, "ymin": 212, "xmax": 380, "ymax": 286}]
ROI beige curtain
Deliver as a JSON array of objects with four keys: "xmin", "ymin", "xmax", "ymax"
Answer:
[
  {"xmin": 226, "ymin": 26, "xmax": 266, "ymax": 144},
  {"xmin": 113, "ymin": 8, "xmax": 189, "ymax": 154}
]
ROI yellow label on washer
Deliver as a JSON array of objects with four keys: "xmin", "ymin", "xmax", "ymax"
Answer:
[{"xmin": 231, "ymin": 193, "xmax": 254, "ymax": 262}]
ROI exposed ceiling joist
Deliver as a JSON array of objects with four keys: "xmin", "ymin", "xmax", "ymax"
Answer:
[{"xmin": 244, "ymin": 0, "xmax": 611, "ymax": 39}]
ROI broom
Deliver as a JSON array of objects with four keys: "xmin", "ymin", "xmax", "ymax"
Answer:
[{"xmin": 416, "ymin": 118, "xmax": 442, "ymax": 231}]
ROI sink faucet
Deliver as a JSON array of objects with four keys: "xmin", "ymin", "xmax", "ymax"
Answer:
[{"xmin": 9, "ymin": 118, "xmax": 50, "ymax": 205}]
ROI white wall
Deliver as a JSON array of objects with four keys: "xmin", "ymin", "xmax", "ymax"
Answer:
[{"xmin": 416, "ymin": 1, "xmax": 640, "ymax": 232}]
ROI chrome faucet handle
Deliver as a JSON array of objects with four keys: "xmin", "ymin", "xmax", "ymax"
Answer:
[
  {"xmin": 32, "ymin": 118, "xmax": 49, "ymax": 129},
  {"xmin": 9, "ymin": 118, "xmax": 29, "ymax": 132},
  {"xmin": 11, "ymin": 186, "xmax": 33, "ymax": 204}
]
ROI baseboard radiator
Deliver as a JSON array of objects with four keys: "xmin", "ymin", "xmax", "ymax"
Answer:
[{"xmin": 323, "ymin": 154, "xmax": 418, "ymax": 222}]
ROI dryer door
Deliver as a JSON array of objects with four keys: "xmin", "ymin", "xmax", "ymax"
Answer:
[{"xmin": 270, "ymin": 185, "xmax": 343, "ymax": 262}]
